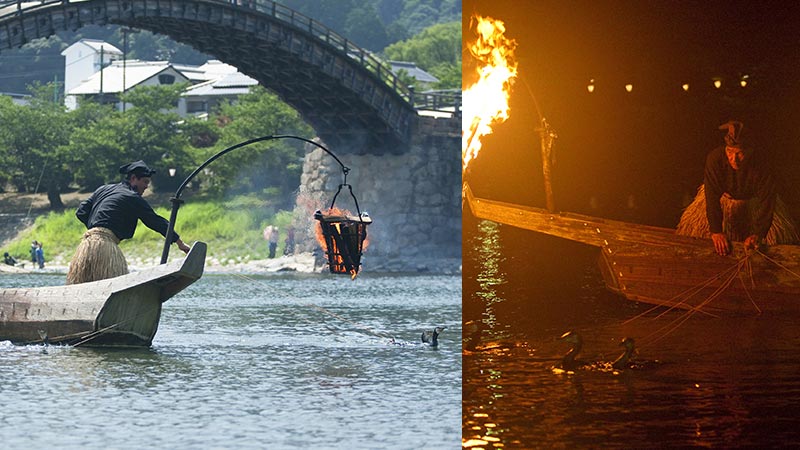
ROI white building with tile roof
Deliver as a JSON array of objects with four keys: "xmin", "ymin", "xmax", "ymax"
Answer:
[
  {"xmin": 180, "ymin": 71, "xmax": 258, "ymax": 116},
  {"xmin": 61, "ymin": 39, "xmax": 123, "ymax": 110},
  {"xmin": 388, "ymin": 61, "xmax": 439, "ymax": 85},
  {"xmin": 62, "ymin": 39, "xmax": 257, "ymax": 116}
]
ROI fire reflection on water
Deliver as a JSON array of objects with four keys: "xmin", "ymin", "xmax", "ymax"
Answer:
[
  {"xmin": 463, "ymin": 220, "xmax": 508, "ymax": 448},
  {"xmin": 463, "ymin": 214, "xmax": 800, "ymax": 448}
]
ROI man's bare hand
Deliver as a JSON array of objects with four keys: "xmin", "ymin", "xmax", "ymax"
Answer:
[
  {"xmin": 743, "ymin": 234, "xmax": 760, "ymax": 251},
  {"xmin": 176, "ymin": 238, "xmax": 190, "ymax": 254},
  {"xmin": 711, "ymin": 232, "xmax": 729, "ymax": 255}
]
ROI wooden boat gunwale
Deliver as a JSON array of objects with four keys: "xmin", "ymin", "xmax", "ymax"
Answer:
[{"xmin": 0, "ymin": 241, "xmax": 207, "ymax": 347}]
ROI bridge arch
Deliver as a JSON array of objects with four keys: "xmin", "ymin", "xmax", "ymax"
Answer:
[{"xmin": 0, "ymin": 0, "xmax": 421, "ymax": 153}]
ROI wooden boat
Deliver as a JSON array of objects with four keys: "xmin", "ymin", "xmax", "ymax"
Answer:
[
  {"xmin": 0, "ymin": 241, "xmax": 207, "ymax": 347},
  {"xmin": 464, "ymin": 184, "xmax": 800, "ymax": 315}
]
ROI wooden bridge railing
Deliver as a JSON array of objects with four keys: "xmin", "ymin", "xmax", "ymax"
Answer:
[{"xmin": 0, "ymin": 0, "xmax": 462, "ymax": 116}]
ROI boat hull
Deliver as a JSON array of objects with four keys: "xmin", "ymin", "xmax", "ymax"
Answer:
[
  {"xmin": 465, "ymin": 184, "xmax": 800, "ymax": 315},
  {"xmin": 598, "ymin": 240, "xmax": 800, "ymax": 315},
  {"xmin": 0, "ymin": 242, "xmax": 206, "ymax": 346}
]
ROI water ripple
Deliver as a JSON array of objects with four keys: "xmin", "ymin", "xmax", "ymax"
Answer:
[{"xmin": 0, "ymin": 273, "xmax": 460, "ymax": 449}]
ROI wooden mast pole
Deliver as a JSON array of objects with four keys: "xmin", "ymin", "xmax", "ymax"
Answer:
[{"xmin": 536, "ymin": 117, "xmax": 557, "ymax": 212}]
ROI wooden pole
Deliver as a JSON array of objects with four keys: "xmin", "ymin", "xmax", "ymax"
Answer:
[{"xmin": 537, "ymin": 117, "xmax": 557, "ymax": 212}]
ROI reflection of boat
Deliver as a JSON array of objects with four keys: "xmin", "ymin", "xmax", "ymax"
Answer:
[
  {"xmin": 464, "ymin": 184, "xmax": 800, "ymax": 315},
  {"xmin": 0, "ymin": 242, "xmax": 206, "ymax": 347}
]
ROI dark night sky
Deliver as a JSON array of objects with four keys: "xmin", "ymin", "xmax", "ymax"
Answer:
[{"xmin": 463, "ymin": 0, "xmax": 800, "ymax": 227}]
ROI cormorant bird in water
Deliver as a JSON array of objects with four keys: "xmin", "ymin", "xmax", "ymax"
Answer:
[
  {"xmin": 421, "ymin": 326, "xmax": 446, "ymax": 347},
  {"xmin": 611, "ymin": 337, "xmax": 637, "ymax": 370},
  {"xmin": 389, "ymin": 326, "xmax": 446, "ymax": 347},
  {"xmin": 556, "ymin": 330, "xmax": 584, "ymax": 371},
  {"xmin": 555, "ymin": 332, "xmax": 645, "ymax": 373}
]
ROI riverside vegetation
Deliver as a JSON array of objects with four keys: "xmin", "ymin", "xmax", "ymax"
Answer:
[
  {"xmin": 1, "ymin": 195, "xmax": 297, "ymax": 267},
  {"xmin": 0, "ymin": 15, "xmax": 460, "ymax": 268}
]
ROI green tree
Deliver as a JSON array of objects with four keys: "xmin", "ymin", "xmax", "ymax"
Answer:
[
  {"xmin": 382, "ymin": 21, "xmax": 461, "ymax": 89},
  {"xmin": 206, "ymin": 86, "xmax": 313, "ymax": 209},
  {"xmin": 391, "ymin": 0, "xmax": 461, "ymax": 36},
  {"xmin": 385, "ymin": 22, "xmax": 410, "ymax": 43},
  {"xmin": 282, "ymin": 0, "xmax": 357, "ymax": 35},
  {"xmin": 63, "ymin": 84, "xmax": 194, "ymax": 193},
  {"xmin": 181, "ymin": 116, "xmax": 220, "ymax": 149},
  {"xmin": 64, "ymin": 112, "xmax": 127, "ymax": 191},
  {"xmin": 0, "ymin": 83, "xmax": 71, "ymax": 209},
  {"xmin": 344, "ymin": 5, "xmax": 390, "ymax": 52},
  {"xmin": 0, "ymin": 96, "xmax": 16, "ymax": 190}
]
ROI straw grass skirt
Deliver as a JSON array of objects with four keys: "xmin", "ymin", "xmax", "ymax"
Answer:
[
  {"xmin": 676, "ymin": 185, "xmax": 799, "ymax": 245},
  {"xmin": 66, "ymin": 227, "xmax": 129, "ymax": 285}
]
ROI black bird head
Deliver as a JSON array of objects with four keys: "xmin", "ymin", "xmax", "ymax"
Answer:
[
  {"xmin": 619, "ymin": 337, "xmax": 638, "ymax": 357},
  {"xmin": 421, "ymin": 326, "xmax": 447, "ymax": 347},
  {"xmin": 558, "ymin": 330, "xmax": 582, "ymax": 345}
]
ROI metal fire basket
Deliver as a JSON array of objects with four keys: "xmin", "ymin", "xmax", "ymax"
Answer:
[
  {"xmin": 314, "ymin": 210, "xmax": 372, "ymax": 276},
  {"xmin": 314, "ymin": 171, "xmax": 372, "ymax": 276}
]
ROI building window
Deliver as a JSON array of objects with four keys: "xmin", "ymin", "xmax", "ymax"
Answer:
[
  {"xmin": 187, "ymin": 100, "xmax": 207, "ymax": 113},
  {"xmin": 159, "ymin": 74, "xmax": 176, "ymax": 85}
]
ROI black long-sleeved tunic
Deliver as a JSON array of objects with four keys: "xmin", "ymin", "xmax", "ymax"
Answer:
[
  {"xmin": 703, "ymin": 146, "xmax": 776, "ymax": 239},
  {"xmin": 75, "ymin": 181, "xmax": 179, "ymax": 242}
]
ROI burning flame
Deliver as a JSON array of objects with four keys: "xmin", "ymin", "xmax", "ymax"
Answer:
[
  {"xmin": 314, "ymin": 207, "xmax": 368, "ymax": 279},
  {"xmin": 462, "ymin": 15, "xmax": 518, "ymax": 172}
]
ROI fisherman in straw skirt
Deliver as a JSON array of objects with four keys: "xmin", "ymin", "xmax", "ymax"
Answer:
[
  {"xmin": 677, "ymin": 120, "xmax": 799, "ymax": 255},
  {"xmin": 66, "ymin": 160, "xmax": 190, "ymax": 284}
]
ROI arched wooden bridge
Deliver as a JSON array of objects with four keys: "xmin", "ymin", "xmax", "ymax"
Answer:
[{"xmin": 0, "ymin": 0, "xmax": 458, "ymax": 153}]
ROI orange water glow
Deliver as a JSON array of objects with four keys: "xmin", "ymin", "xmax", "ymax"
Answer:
[{"xmin": 462, "ymin": 15, "xmax": 518, "ymax": 173}]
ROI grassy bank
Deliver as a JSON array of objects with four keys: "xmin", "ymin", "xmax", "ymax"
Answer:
[{"xmin": 1, "ymin": 197, "xmax": 298, "ymax": 266}]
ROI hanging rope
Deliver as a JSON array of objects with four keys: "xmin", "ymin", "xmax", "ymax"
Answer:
[
  {"xmin": 756, "ymin": 249, "xmax": 800, "ymax": 280},
  {"xmin": 622, "ymin": 258, "xmax": 744, "ymax": 325},
  {"xmin": 229, "ymin": 272, "xmax": 395, "ymax": 341},
  {"xmin": 71, "ymin": 321, "xmax": 126, "ymax": 347},
  {"xmin": 19, "ymin": 328, "xmax": 91, "ymax": 346},
  {"xmin": 623, "ymin": 252, "xmax": 757, "ymax": 349},
  {"xmin": 20, "ymin": 303, "xmax": 160, "ymax": 347},
  {"xmin": 637, "ymin": 257, "xmax": 746, "ymax": 348},
  {"xmin": 25, "ymin": 158, "xmax": 48, "ymax": 221}
]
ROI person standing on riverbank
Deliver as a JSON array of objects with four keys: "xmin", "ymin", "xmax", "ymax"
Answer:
[
  {"xmin": 66, "ymin": 160, "xmax": 190, "ymax": 284},
  {"xmin": 30, "ymin": 240, "xmax": 37, "ymax": 264},
  {"xmin": 264, "ymin": 225, "xmax": 279, "ymax": 258},
  {"xmin": 35, "ymin": 242, "xmax": 44, "ymax": 269}
]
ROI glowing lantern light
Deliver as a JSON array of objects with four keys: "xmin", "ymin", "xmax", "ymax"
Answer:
[
  {"xmin": 587, "ymin": 79, "xmax": 595, "ymax": 93},
  {"xmin": 625, "ymin": 83, "xmax": 634, "ymax": 93},
  {"xmin": 713, "ymin": 79, "xmax": 722, "ymax": 89},
  {"xmin": 682, "ymin": 83, "xmax": 690, "ymax": 92},
  {"xmin": 740, "ymin": 75, "xmax": 749, "ymax": 87},
  {"xmin": 462, "ymin": 15, "xmax": 518, "ymax": 173}
]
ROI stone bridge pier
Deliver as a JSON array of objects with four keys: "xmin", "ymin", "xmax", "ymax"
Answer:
[{"xmin": 294, "ymin": 115, "xmax": 461, "ymax": 273}]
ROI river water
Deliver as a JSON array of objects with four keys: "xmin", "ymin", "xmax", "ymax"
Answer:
[
  {"xmin": 0, "ymin": 271, "xmax": 461, "ymax": 449},
  {"xmin": 463, "ymin": 213, "xmax": 800, "ymax": 448}
]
